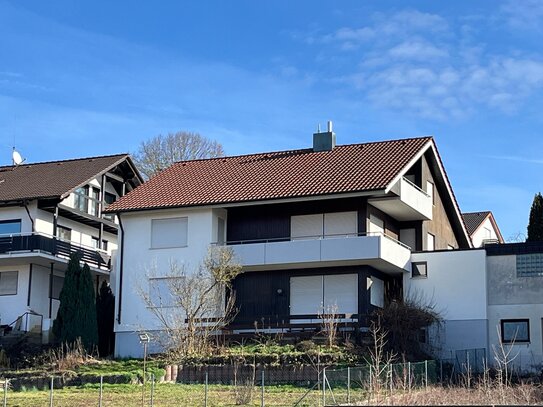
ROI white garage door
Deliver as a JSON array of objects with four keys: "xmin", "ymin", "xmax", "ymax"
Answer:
[{"xmin": 290, "ymin": 274, "xmax": 358, "ymax": 316}]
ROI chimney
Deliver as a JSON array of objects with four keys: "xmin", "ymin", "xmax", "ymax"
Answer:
[{"xmin": 313, "ymin": 121, "xmax": 336, "ymax": 152}]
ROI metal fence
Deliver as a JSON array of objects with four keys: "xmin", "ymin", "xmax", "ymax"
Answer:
[{"xmin": 1, "ymin": 360, "xmax": 437, "ymax": 406}]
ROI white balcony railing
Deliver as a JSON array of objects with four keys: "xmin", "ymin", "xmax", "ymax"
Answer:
[{"xmin": 225, "ymin": 232, "xmax": 411, "ymax": 273}]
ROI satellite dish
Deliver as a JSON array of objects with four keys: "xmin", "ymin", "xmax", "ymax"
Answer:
[{"xmin": 12, "ymin": 148, "xmax": 25, "ymax": 166}]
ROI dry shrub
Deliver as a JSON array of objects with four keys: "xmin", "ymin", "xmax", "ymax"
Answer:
[
  {"xmin": 390, "ymin": 383, "xmax": 543, "ymax": 405},
  {"xmin": 48, "ymin": 338, "xmax": 95, "ymax": 371},
  {"xmin": 373, "ymin": 292, "xmax": 441, "ymax": 358},
  {"xmin": 319, "ymin": 303, "xmax": 339, "ymax": 349}
]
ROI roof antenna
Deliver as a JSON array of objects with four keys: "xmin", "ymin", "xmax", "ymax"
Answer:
[
  {"xmin": 12, "ymin": 147, "xmax": 25, "ymax": 166},
  {"xmin": 317, "ymin": 123, "xmax": 321, "ymax": 133}
]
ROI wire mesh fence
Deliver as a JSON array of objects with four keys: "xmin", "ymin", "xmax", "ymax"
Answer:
[{"xmin": 1, "ymin": 360, "xmax": 439, "ymax": 406}]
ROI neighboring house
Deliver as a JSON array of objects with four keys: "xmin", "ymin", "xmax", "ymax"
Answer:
[
  {"xmin": 0, "ymin": 154, "xmax": 142, "ymax": 342},
  {"xmin": 462, "ymin": 211, "xmax": 504, "ymax": 248},
  {"xmin": 485, "ymin": 242, "xmax": 543, "ymax": 372},
  {"xmin": 106, "ymin": 127, "xmax": 474, "ymax": 357}
]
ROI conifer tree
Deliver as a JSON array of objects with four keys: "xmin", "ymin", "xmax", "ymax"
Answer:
[
  {"xmin": 527, "ymin": 192, "xmax": 543, "ymax": 241},
  {"xmin": 52, "ymin": 252, "xmax": 81, "ymax": 343},
  {"xmin": 52, "ymin": 252, "xmax": 98, "ymax": 350},
  {"xmin": 79, "ymin": 263, "xmax": 98, "ymax": 349},
  {"xmin": 96, "ymin": 281, "xmax": 115, "ymax": 356}
]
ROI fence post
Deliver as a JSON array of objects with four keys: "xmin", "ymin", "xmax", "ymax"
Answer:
[
  {"xmin": 424, "ymin": 360, "xmax": 428, "ymax": 388},
  {"xmin": 322, "ymin": 368, "xmax": 326, "ymax": 407},
  {"xmin": 49, "ymin": 376, "xmax": 54, "ymax": 407},
  {"xmin": 3, "ymin": 378, "xmax": 7, "ymax": 407},
  {"xmin": 261, "ymin": 369, "xmax": 265, "ymax": 407},
  {"xmin": 408, "ymin": 362, "xmax": 411, "ymax": 391},
  {"xmin": 99, "ymin": 375, "xmax": 103, "ymax": 407},
  {"xmin": 347, "ymin": 367, "xmax": 351, "ymax": 404},
  {"xmin": 150, "ymin": 374, "xmax": 155, "ymax": 407},
  {"xmin": 204, "ymin": 371, "xmax": 208, "ymax": 407}
]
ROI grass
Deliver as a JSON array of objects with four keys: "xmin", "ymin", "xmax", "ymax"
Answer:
[{"xmin": 4, "ymin": 382, "xmax": 543, "ymax": 406}]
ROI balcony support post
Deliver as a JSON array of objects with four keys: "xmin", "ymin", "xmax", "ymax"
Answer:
[
  {"xmin": 48, "ymin": 262, "xmax": 54, "ymax": 319},
  {"xmin": 52, "ymin": 205, "xmax": 59, "ymax": 240}
]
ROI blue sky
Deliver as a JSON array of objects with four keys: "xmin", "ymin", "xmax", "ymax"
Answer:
[{"xmin": 1, "ymin": 1, "xmax": 543, "ymax": 239}]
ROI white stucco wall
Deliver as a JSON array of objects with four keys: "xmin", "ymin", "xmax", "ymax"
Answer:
[
  {"xmin": 0, "ymin": 204, "xmax": 37, "ymax": 234},
  {"xmin": 405, "ymin": 249, "xmax": 488, "ymax": 358},
  {"xmin": 114, "ymin": 207, "xmax": 217, "ymax": 356},
  {"xmin": 0, "ymin": 264, "xmax": 30, "ymax": 326}
]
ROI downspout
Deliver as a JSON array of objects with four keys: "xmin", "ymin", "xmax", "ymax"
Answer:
[
  {"xmin": 23, "ymin": 200, "xmax": 35, "ymax": 233},
  {"xmin": 116, "ymin": 213, "xmax": 125, "ymax": 324}
]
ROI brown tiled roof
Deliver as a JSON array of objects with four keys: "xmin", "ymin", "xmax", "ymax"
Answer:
[
  {"xmin": 107, "ymin": 137, "xmax": 433, "ymax": 213},
  {"xmin": 0, "ymin": 154, "xmax": 130, "ymax": 202},
  {"xmin": 462, "ymin": 211, "xmax": 492, "ymax": 236}
]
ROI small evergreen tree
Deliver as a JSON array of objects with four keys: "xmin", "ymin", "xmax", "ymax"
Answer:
[
  {"xmin": 527, "ymin": 192, "xmax": 543, "ymax": 241},
  {"xmin": 79, "ymin": 263, "xmax": 98, "ymax": 350},
  {"xmin": 52, "ymin": 252, "xmax": 81, "ymax": 343},
  {"xmin": 96, "ymin": 281, "xmax": 115, "ymax": 356},
  {"xmin": 52, "ymin": 252, "xmax": 98, "ymax": 350}
]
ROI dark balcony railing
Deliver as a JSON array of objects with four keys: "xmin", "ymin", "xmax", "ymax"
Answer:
[{"xmin": 0, "ymin": 233, "xmax": 111, "ymax": 271}]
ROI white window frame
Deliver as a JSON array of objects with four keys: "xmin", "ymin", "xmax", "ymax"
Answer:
[
  {"xmin": 426, "ymin": 180, "xmax": 434, "ymax": 205},
  {"xmin": 427, "ymin": 232, "xmax": 435, "ymax": 251}
]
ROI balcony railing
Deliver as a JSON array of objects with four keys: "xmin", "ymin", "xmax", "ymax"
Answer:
[
  {"xmin": 222, "ymin": 232, "xmax": 412, "ymax": 272},
  {"xmin": 224, "ymin": 231, "xmax": 411, "ymax": 250},
  {"xmin": 0, "ymin": 232, "xmax": 111, "ymax": 271}
]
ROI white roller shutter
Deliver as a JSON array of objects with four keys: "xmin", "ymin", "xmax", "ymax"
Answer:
[
  {"xmin": 323, "ymin": 274, "xmax": 358, "ymax": 315},
  {"xmin": 324, "ymin": 211, "xmax": 358, "ymax": 237},
  {"xmin": 290, "ymin": 275, "xmax": 323, "ymax": 315},
  {"xmin": 291, "ymin": 214, "xmax": 323, "ymax": 240}
]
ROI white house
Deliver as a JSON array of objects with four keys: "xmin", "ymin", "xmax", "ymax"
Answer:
[
  {"xmin": 462, "ymin": 211, "xmax": 504, "ymax": 248},
  {"xmin": 0, "ymin": 154, "xmax": 142, "ymax": 342},
  {"xmin": 107, "ymin": 127, "xmax": 479, "ymax": 358}
]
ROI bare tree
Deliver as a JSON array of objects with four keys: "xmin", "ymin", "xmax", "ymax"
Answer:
[
  {"xmin": 133, "ymin": 131, "xmax": 224, "ymax": 179},
  {"xmin": 137, "ymin": 247, "xmax": 241, "ymax": 357}
]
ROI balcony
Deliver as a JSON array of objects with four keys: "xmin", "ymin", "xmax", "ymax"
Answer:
[
  {"xmin": 0, "ymin": 233, "xmax": 111, "ymax": 272},
  {"xmin": 228, "ymin": 232, "xmax": 411, "ymax": 274},
  {"xmin": 369, "ymin": 177, "xmax": 433, "ymax": 221}
]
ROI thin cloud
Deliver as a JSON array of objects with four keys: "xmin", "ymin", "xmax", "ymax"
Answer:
[{"xmin": 484, "ymin": 155, "xmax": 543, "ymax": 165}]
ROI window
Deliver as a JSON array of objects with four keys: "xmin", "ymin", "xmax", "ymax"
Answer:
[
  {"xmin": 426, "ymin": 181, "xmax": 434, "ymax": 205},
  {"xmin": 92, "ymin": 237, "xmax": 108, "ymax": 251},
  {"xmin": 51, "ymin": 275, "xmax": 64, "ymax": 300},
  {"xmin": 74, "ymin": 186, "xmax": 89, "ymax": 212},
  {"xmin": 151, "ymin": 217, "xmax": 188, "ymax": 249},
  {"xmin": 291, "ymin": 212, "xmax": 358, "ymax": 240},
  {"xmin": 103, "ymin": 192, "xmax": 117, "ymax": 221},
  {"xmin": 57, "ymin": 226, "xmax": 71, "ymax": 241},
  {"xmin": 368, "ymin": 276, "xmax": 385, "ymax": 308},
  {"xmin": 412, "ymin": 262, "xmax": 428, "ymax": 278},
  {"xmin": 427, "ymin": 233, "xmax": 435, "ymax": 251},
  {"xmin": 0, "ymin": 219, "xmax": 21, "ymax": 235},
  {"xmin": 290, "ymin": 274, "xmax": 358, "ymax": 315},
  {"xmin": 324, "ymin": 212, "xmax": 357, "ymax": 237},
  {"xmin": 217, "ymin": 217, "xmax": 226, "ymax": 245},
  {"xmin": 517, "ymin": 254, "xmax": 543, "ymax": 277},
  {"xmin": 501, "ymin": 319, "xmax": 530, "ymax": 343},
  {"xmin": 291, "ymin": 214, "xmax": 323, "ymax": 239},
  {"xmin": 90, "ymin": 187, "xmax": 100, "ymax": 216},
  {"xmin": 0, "ymin": 271, "xmax": 18, "ymax": 295}
]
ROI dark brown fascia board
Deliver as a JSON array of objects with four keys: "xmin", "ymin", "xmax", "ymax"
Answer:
[
  {"xmin": 104, "ymin": 188, "xmax": 386, "ymax": 215},
  {"xmin": 60, "ymin": 154, "xmax": 137, "ymax": 200}
]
